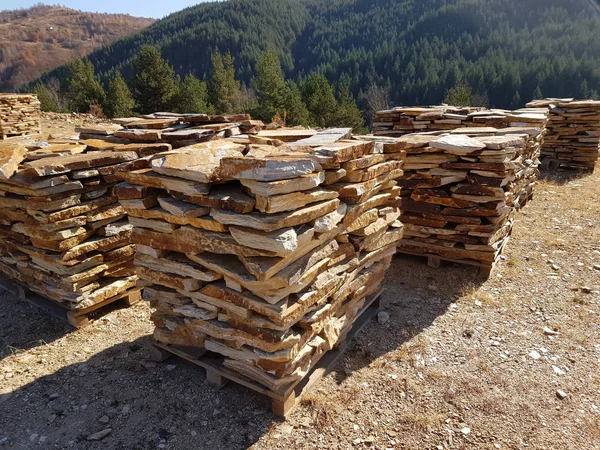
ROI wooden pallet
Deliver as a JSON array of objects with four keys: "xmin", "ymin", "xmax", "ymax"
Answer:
[
  {"xmin": 0, "ymin": 275, "xmax": 141, "ymax": 328},
  {"xmin": 151, "ymin": 290, "xmax": 384, "ymax": 418},
  {"xmin": 395, "ymin": 251, "xmax": 494, "ymax": 279}
]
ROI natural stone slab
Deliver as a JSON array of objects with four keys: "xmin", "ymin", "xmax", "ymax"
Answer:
[
  {"xmin": 0, "ymin": 146, "xmax": 26, "ymax": 180},
  {"xmin": 123, "ymin": 206, "xmax": 227, "ymax": 232},
  {"xmin": 135, "ymin": 253, "xmax": 221, "ymax": 282},
  {"xmin": 229, "ymin": 226, "xmax": 299, "ymax": 255},
  {"xmin": 314, "ymin": 203, "xmax": 347, "ymax": 232},
  {"xmin": 129, "ymin": 216, "xmax": 179, "ymax": 233},
  {"xmin": 23, "ymin": 151, "xmax": 138, "ymax": 177},
  {"xmin": 171, "ymin": 185, "xmax": 255, "ymax": 213},
  {"xmin": 120, "ymin": 169, "xmax": 209, "ymax": 195},
  {"xmin": 430, "ymin": 135, "xmax": 486, "ymax": 155},
  {"xmin": 240, "ymin": 172, "xmax": 324, "ymax": 196},
  {"xmin": 211, "ymin": 199, "xmax": 340, "ymax": 232},
  {"xmin": 219, "ymin": 154, "xmax": 320, "ymax": 181},
  {"xmin": 288, "ymin": 128, "xmax": 352, "ymax": 147},
  {"xmin": 151, "ymin": 141, "xmax": 245, "ymax": 183},
  {"xmin": 341, "ymin": 161, "xmax": 403, "ymax": 182},
  {"xmin": 255, "ymin": 188, "xmax": 338, "ymax": 214},
  {"xmin": 132, "ymin": 226, "xmax": 276, "ymax": 257},
  {"xmin": 157, "ymin": 196, "xmax": 210, "ymax": 218},
  {"xmin": 312, "ymin": 140, "xmax": 374, "ymax": 163}
]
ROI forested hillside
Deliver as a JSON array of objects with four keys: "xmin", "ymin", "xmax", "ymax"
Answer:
[
  {"xmin": 0, "ymin": 5, "xmax": 154, "ymax": 91},
  {"xmin": 28, "ymin": 0, "xmax": 600, "ymax": 109}
]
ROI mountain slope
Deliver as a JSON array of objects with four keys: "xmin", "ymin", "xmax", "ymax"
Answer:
[
  {"xmin": 0, "ymin": 5, "xmax": 154, "ymax": 91},
  {"xmin": 28, "ymin": 0, "xmax": 600, "ymax": 109}
]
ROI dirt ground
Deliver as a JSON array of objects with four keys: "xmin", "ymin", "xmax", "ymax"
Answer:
[{"xmin": 0, "ymin": 117, "xmax": 599, "ymax": 449}]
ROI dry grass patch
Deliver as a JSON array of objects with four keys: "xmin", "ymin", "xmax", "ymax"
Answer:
[{"xmin": 399, "ymin": 412, "xmax": 445, "ymax": 433}]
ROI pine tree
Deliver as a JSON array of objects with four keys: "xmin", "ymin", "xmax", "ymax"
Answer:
[
  {"xmin": 511, "ymin": 90, "xmax": 522, "ymax": 109},
  {"xmin": 283, "ymin": 82, "xmax": 310, "ymax": 126},
  {"xmin": 301, "ymin": 73, "xmax": 338, "ymax": 127},
  {"xmin": 335, "ymin": 75, "xmax": 365, "ymax": 132},
  {"xmin": 131, "ymin": 45, "xmax": 179, "ymax": 114},
  {"xmin": 532, "ymin": 85, "xmax": 543, "ymax": 100},
  {"xmin": 443, "ymin": 83, "xmax": 472, "ymax": 106},
  {"xmin": 66, "ymin": 58, "xmax": 105, "ymax": 113},
  {"xmin": 174, "ymin": 74, "xmax": 211, "ymax": 114},
  {"xmin": 580, "ymin": 80, "xmax": 590, "ymax": 99},
  {"xmin": 208, "ymin": 50, "xmax": 241, "ymax": 114},
  {"xmin": 252, "ymin": 50, "xmax": 287, "ymax": 122},
  {"xmin": 33, "ymin": 83, "xmax": 58, "ymax": 112},
  {"xmin": 104, "ymin": 72, "xmax": 135, "ymax": 118}
]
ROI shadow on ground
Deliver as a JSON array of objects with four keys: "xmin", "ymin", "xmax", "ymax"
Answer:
[
  {"xmin": 0, "ymin": 255, "xmax": 486, "ymax": 449},
  {"xmin": 0, "ymin": 285, "xmax": 73, "ymax": 361},
  {"xmin": 538, "ymin": 168, "xmax": 595, "ymax": 185}
]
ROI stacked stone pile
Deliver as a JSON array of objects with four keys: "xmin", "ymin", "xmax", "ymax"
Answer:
[
  {"xmin": 0, "ymin": 140, "xmax": 168, "ymax": 315},
  {"xmin": 0, "ymin": 94, "xmax": 41, "ymax": 139},
  {"xmin": 527, "ymin": 98, "xmax": 600, "ymax": 170},
  {"xmin": 117, "ymin": 135, "xmax": 404, "ymax": 394},
  {"xmin": 373, "ymin": 106, "xmax": 547, "ymax": 137},
  {"xmin": 76, "ymin": 113, "xmax": 265, "ymax": 149},
  {"xmin": 395, "ymin": 130, "xmax": 537, "ymax": 272}
]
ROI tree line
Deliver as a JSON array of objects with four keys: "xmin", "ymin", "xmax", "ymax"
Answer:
[
  {"xmin": 26, "ymin": 0, "xmax": 600, "ymax": 115},
  {"xmin": 33, "ymin": 46, "xmax": 365, "ymax": 131}
]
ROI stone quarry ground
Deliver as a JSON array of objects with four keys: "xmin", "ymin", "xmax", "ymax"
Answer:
[{"xmin": 0, "ymin": 115, "xmax": 599, "ymax": 449}]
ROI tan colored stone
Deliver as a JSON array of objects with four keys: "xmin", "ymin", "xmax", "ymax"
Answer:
[
  {"xmin": 341, "ymin": 153, "xmax": 387, "ymax": 171},
  {"xmin": 170, "ymin": 185, "xmax": 255, "ymax": 213},
  {"xmin": 62, "ymin": 231, "xmax": 131, "ymax": 261},
  {"xmin": 229, "ymin": 226, "xmax": 299, "ymax": 255},
  {"xmin": 314, "ymin": 203, "xmax": 347, "ymax": 232},
  {"xmin": 129, "ymin": 216, "xmax": 179, "ymax": 233},
  {"xmin": 132, "ymin": 227, "xmax": 276, "ymax": 257},
  {"xmin": 323, "ymin": 169, "xmax": 347, "ymax": 185},
  {"xmin": 120, "ymin": 169, "xmax": 209, "ymax": 195},
  {"xmin": 255, "ymin": 188, "xmax": 338, "ymax": 214},
  {"xmin": 23, "ymin": 151, "xmax": 138, "ymax": 176},
  {"xmin": 151, "ymin": 141, "xmax": 245, "ymax": 182},
  {"xmin": 238, "ymin": 230, "xmax": 339, "ymax": 282},
  {"xmin": 219, "ymin": 154, "xmax": 320, "ymax": 181},
  {"xmin": 341, "ymin": 161, "xmax": 403, "ymax": 182},
  {"xmin": 135, "ymin": 253, "xmax": 221, "ymax": 282},
  {"xmin": 157, "ymin": 196, "xmax": 210, "ymax": 217},
  {"xmin": 312, "ymin": 140, "xmax": 374, "ymax": 163},
  {"xmin": 0, "ymin": 146, "xmax": 27, "ymax": 180},
  {"xmin": 430, "ymin": 135, "xmax": 486, "ymax": 154},
  {"xmin": 240, "ymin": 171, "xmax": 324, "ymax": 196},
  {"xmin": 27, "ymin": 196, "xmax": 117, "ymax": 224},
  {"xmin": 211, "ymin": 199, "xmax": 340, "ymax": 232}
]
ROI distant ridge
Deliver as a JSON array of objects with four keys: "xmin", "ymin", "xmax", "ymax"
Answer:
[
  {"xmin": 0, "ymin": 4, "xmax": 154, "ymax": 91},
  {"xmin": 26, "ymin": 0, "xmax": 600, "ymax": 109}
]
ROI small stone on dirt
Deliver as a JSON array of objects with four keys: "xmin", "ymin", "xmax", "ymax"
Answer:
[
  {"xmin": 556, "ymin": 390, "xmax": 568, "ymax": 400},
  {"xmin": 98, "ymin": 415, "xmax": 110, "ymax": 424},
  {"xmin": 86, "ymin": 429, "xmax": 112, "ymax": 441},
  {"xmin": 377, "ymin": 311, "xmax": 390, "ymax": 325},
  {"xmin": 543, "ymin": 326, "xmax": 558, "ymax": 336},
  {"xmin": 529, "ymin": 350, "xmax": 541, "ymax": 360}
]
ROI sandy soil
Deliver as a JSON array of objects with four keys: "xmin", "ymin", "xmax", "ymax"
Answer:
[{"xmin": 0, "ymin": 116, "xmax": 598, "ymax": 449}]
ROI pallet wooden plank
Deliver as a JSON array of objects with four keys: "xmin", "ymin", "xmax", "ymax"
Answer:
[
  {"xmin": 154, "ymin": 290, "xmax": 383, "ymax": 418},
  {"xmin": 0, "ymin": 274, "xmax": 141, "ymax": 328}
]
